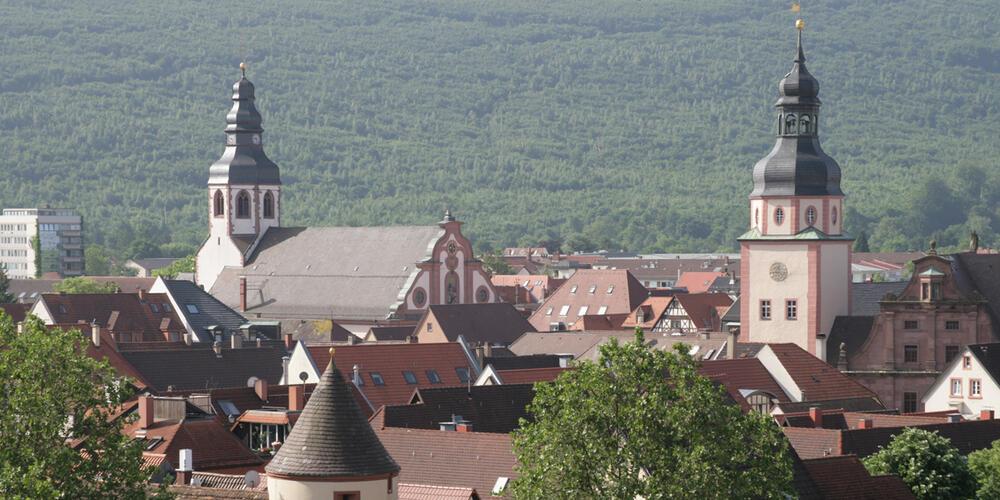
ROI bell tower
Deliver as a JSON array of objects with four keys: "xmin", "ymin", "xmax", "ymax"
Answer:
[
  {"xmin": 738, "ymin": 20, "xmax": 853, "ymax": 355},
  {"xmin": 196, "ymin": 63, "xmax": 282, "ymax": 290}
]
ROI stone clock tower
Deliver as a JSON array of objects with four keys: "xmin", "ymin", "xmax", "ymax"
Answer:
[
  {"xmin": 738, "ymin": 21, "xmax": 852, "ymax": 356},
  {"xmin": 196, "ymin": 64, "xmax": 282, "ymax": 290}
]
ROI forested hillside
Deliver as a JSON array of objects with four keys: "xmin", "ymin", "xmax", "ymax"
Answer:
[{"xmin": 0, "ymin": 0, "xmax": 997, "ymax": 263}]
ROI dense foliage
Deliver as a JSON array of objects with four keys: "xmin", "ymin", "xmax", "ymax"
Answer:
[
  {"xmin": 151, "ymin": 255, "xmax": 195, "ymax": 279},
  {"xmin": 0, "ymin": 0, "xmax": 997, "ymax": 260},
  {"xmin": 512, "ymin": 330, "xmax": 792, "ymax": 498},
  {"xmin": 863, "ymin": 427, "xmax": 977, "ymax": 500},
  {"xmin": 968, "ymin": 438, "xmax": 1000, "ymax": 499},
  {"xmin": 0, "ymin": 315, "xmax": 167, "ymax": 498},
  {"xmin": 0, "ymin": 270, "xmax": 13, "ymax": 303},
  {"xmin": 53, "ymin": 277, "xmax": 120, "ymax": 294}
]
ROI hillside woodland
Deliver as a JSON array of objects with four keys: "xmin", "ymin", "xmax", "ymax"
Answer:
[{"xmin": 0, "ymin": 0, "xmax": 997, "ymax": 265}]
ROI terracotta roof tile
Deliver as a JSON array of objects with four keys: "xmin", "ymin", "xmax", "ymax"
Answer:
[
  {"xmin": 765, "ymin": 343, "xmax": 880, "ymax": 402},
  {"xmin": 800, "ymin": 455, "xmax": 914, "ymax": 499},
  {"xmin": 496, "ymin": 367, "xmax": 568, "ymax": 385},
  {"xmin": 399, "ymin": 483, "xmax": 477, "ymax": 500},
  {"xmin": 425, "ymin": 303, "xmax": 536, "ymax": 345},
  {"xmin": 699, "ymin": 358, "xmax": 791, "ymax": 406},
  {"xmin": 39, "ymin": 292, "xmax": 185, "ymax": 341},
  {"xmin": 675, "ymin": 272, "xmax": 728, "ymax": 293},
  {"xmin": 307, "ymin": 343, "xmax": 476, "ymax": 410},
  {"xmin": 782, "ymin": 427, "xmax": 843, "ymax": 459},
  {"xmin": 189, "ymin": 472, "xmax": 268, "ymax": 491},
  {"xmin": 0, "ymin": 303, "xmax": 28, "ymax": 322},
  {"xmin": 375, "ymin": 428, "xmax": 516, "ymax": 498},
  {"xmin": 123, "ymin": 417, "xmax": 264, "ymax": 472},
  {"xmin": 376, "ymin": 384, "xmax": 536, "ymax": 434},
  {"xmin": 529, "ymin": 270, "xmax": 648, "ymax": 331}
]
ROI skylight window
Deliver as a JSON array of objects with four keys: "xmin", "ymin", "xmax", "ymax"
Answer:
[
  {"xmin": 578, "ymin": 306, "xmax": 589, "ymax": 316},
  {"xmin": 150, "ymin": 303, "xmax": 160, "ymax": 313},
  {"xmin": 185, "ymin": 304, "xmax": 199, "ymax": 314},
  {"xmin": 456, "ymin": 367, "xmax": 470, "ymax": 383},
  {"xmin": 162, "ymin": 303, "xmax": 172, "ymax": 312},
  {"xmin": 426, "ymin": 370, "xmax": 442, "ymax": 384},
  {"xmin": 597, "ymin": 305, "xmax": 608, "ymax": 315},
  {"xmin": 370, "ymin": 372, "xmax": 385, "ymax": 386},
  {"xmin": 570, "ymin": 285, "xmax": 578, "ymax": 294},
  {"xmin": 545, "ymin": 306, "xmax": 554, "ymax": 315},
  {"xmin": 402, "ymin": 371, "xmax": 418, "ymax": 384},
  {"xmin": 522, "ymin": 280, "xmax": 530, "ymax": 287},
  {"xmin": 607, "ymin": 285, "xmax": 615, "ymax": 294},
  {"xmin": 217, "ymin": 400, "xmax": 240, "ymax": 417},
  {"xmin": 558, "ymin": 305, "xmax": 570, "ymax": 316},
  {"xmin": 588, "ymin": 285, "xmax": 597, "ymax": 294},
  {"xmin": 493, "ymin": 477, "xmax": 510, "ymax": 496}
]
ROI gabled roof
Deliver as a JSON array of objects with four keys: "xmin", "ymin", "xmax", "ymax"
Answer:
[
  {"xmin": 484, "ymin": 354, "xmax": 561, "ymax": 371},
  {"xmin": 509, "ymin": 330, "xmax": 728, "ymax": 362},
  {"xmin": 825, "ymin": 316, "xmax": 875, "ymax": 365},
  {"xmin": 672, "ymin": 293, "xmax": 733, "ymax": 329},
  {"xmin": 399, "ymin": 484, "xmax": 479, "ymax": 500},
  {"xmin": 621, "ymin": 296, "xmax": 672, "ymax": 329},
  {"xmin": 266, "ymin": 351, "xmax": 399, "ymax": 479},
  {"xmin": 38, "ymin": 292, "xmax": 185, "ymax": 338},
  {"xmin": 699, "ymin": 358, "xmax": 792, "ymax": 409},
  {"xmin": 0, "ymin": 303, "xmax": 28, "ymax": 322},
  {"xmin": 374, "ymin": 428, "xmax": 516, "ymax": 498},
  {"xmin": 307, "ymin": 342, "xmax": 477, "ymax": 410},
  {"xmin": 155, "ymin": 279, "xmax": 248, "ymax": 341},
  {"xmin": 9, "ymin": 277, "xmax": 156, "ymax": 303},
  {"xmin": 374, "ymin": 383, "xmax": 536, "ymax": 434},
  {"xmin": 426, "ymin": 303, "xmax": 535, "ymax": 345},
  {"xmin": 495, "ymin": 367, "xmax": 568, "ymax": 385},
  {"xmin": 528, "ymin": 269, "xmax": 648, "ymax": 331},
  {"xmin": 122, "ymin": 416, "xmax": 264, "ymax": 471},
  {"xmin": 967, "ymin": 343, "xmax": 1000, "ymax": 386},
  {"xmin": 674, "ymin": 272, "xmax": 728, "ymax": 293},
  {"xmin": 210, "ymin": 226, "xmax": 444, "ymax": 321},
  {"xmin": 763, "ymin": 343, "xmax": 880, "ymax": 403},
  {"xmin": 120, "ymin": 345, "xmax": 287, "ymax": 391},
  {"xmin": 799, "ymin": 455, "xmax": 915, "ymax": 499},
  {"xmin": 784, "ymin": 419, "xmax": 1000, "ymax": 459},
  {"xmin": 952, "ymin": 253, "xmax": 1000, "ymax": 335},
  {"xmin": 366, "ymin": 325, "xmax": 417, "ymax": 342},
  {"xmin": 128, "ymin": 258, "xmax": 181, "ymax": 271},
  {"xmin": 82, "ymin": 328, "xmax": 150, "ymax": 389}
]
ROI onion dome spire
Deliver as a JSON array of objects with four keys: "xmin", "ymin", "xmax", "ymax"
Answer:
[
  {"xmin": 750, "ymin": 20, "xmax": 843, "ymax": 197},
  {"xmin": 208, "ymin": 62, "xmax": 281, "ymax": 185},
  {"xmin": 265, "ymin": 348, "xmax": 399, "ymax": 480}
]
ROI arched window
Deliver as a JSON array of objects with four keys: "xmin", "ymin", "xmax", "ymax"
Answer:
[
  {"xmin": 774, "ymin": 207, "xmax": 785, "ymax": 226},
  {"xmin": 799, "ymin": 114, "xmax": 811, "ymax": 135},
  {"xmin": 445, "ymin": 272, "xmax": 460, "ymax": 304},
  {"xmin": 806, "ymin": 206, "xmax": 817, "ymax": 226},
  {"xmin": 213, "ymin": 190, "xmax": 224, "ymax": 217},
  {"xmin": 236, "ymin": 191, "xmax": 251, "ymax": 219},
  {"xmin": 784, "ymin": 114, "xmax": 797, "ymax": 135},
  {"xmin": 263, "ymin": 192, "xmax": 274, "ymax": 219}
]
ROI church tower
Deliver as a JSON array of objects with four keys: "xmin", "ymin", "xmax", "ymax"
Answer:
[
  {"xmin": 739, "ymin": 21, "xmax": 853, "ymax": 356},
  {"xmin": 196, "ymin": 63, "xmax": 282, "ymax": 290}
]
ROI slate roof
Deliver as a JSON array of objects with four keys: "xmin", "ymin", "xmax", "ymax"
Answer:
[
  {"xmin": 82, "ymin": 328, "xmax": 150, "ymax": 389},
  {"xmin": 785, "ymin": 419, "xmax": 1000, "ymax": 459},
  {"xmin": 0, "ymin": 303, "xmax": 28, "ymax": 322},
  {"xmin": 120, "ymin": 345, "xmax": 287, "ymax": 391},
  {"xmin": 495, "ymin": 367, "xmax": 568, "ymax": 385},
  {"xmin": 373, "ymin": 383, "xmax": 536, "ymax": 434},
  {"xmin": 211, "ymin": 226, "xmax": 443, "ymax": 321},
  {"xmin": 157, "ymin": 279, "xmax": 248, "ymax": 342},
  {"xmin": 528, "ymin": 269, "xmax": 648, "ymax": 331},
  {"xmin": 484, "ymin": 354, "xmax": 561, "ymax": 371},
  {"xmin": 968, "ymin": 343, "xmax": 1000, "ymax": 385},
  {"xmin": 426, "ymin": 303, "xmax": 536, "ymax": 345},
  {"xmin": 374, "ymin": 428, "xmax": 516, "ymax": 498},
  {"xmin": 266, "ymin": 352, "xmax": 399, "ymax": 479},
  {"xmin": 308, "ymin": 342, "xmax": 477, "ymax": 411},
  {"xmin": 825, "ymin": 316, "xmax": 875, "ymax": 365},
  {"xmin": 952, "ymin": 253, "xmax": 1000, "ymax": 335},
  {"xmin": 799, "ymin": 455, "xmax": 915, "ymax": 499},
  {"xmin": 721, "ymin": 297, "xmax": 741, "ymax": 323},
  {"xmin": 850, "ymin": 281, "xmax": 907, "ymax": 316},
  {"xmin": 366, "ymin": 325, "xmax": 417, "ymax": 342}
]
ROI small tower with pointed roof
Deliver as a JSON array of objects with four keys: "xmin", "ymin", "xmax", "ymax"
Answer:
[
  {"xmin": 196, "ymin": 63, "xmax": 282, "ymax": 290},
  {"xmin": 739, "ymin": 20, "xmax": 853, "ymax": 356},
  {"xmin": 266, "ymin": 348, "xmax": 400, "ymax": 499}
]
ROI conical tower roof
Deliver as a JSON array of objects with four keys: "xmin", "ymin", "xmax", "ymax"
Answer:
[
  {"xmin": 265, "ymin": 349, "xmax": 399, "ymax": 479},
  {"xmin": 208, "ymin": 63, "xmax": 281, "ymax": 186}
]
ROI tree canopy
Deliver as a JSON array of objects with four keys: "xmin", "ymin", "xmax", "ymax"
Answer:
[
  {"xmin": 151, "ymin": 255, "xmax": 195, "ymax": 279},
  {"xmin": 863, "ymin": 427, "xmax": 977, "ymax": 500},
  {"xmin": 53, "ymin": 277, "xmax": 120, "ymax": 294},
  {"xmin": 0, "ymin": 269, "xmax": 13, "ymax": 303},
  {"xmin": 511, "ymin": 330, "xmax": 792, "ymax": 499},
  {"xmin": 968, "ymin": 438, "xmax": 1000, "ymax": 500},
  {"xmin": 0, "ymin": 315, "xmax": 166, "ymax": 498},
  {"xmin": 0, "ymin": 0, "xmax": 997, "ymax": 259}
]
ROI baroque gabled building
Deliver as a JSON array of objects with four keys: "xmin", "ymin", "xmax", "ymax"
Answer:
[
  {"xmin": 195, "ymin": 66, "xmax": 498, "ymax": 334},
  {"xmin": 739, "ymin": 21, "xmax": 852, "ymax": 355}
]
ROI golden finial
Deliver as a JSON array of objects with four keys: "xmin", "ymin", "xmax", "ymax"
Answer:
[
  {"xmin": 796, "ymin": 18, "xmax": 805, "ymax": 31},
  {"xmin": 239, "ymin": 61, "xmax": 247, "ymax": 77},
  {"xmin": 329, "ymin": 347, "xmax": 335, "ymax": 357}
]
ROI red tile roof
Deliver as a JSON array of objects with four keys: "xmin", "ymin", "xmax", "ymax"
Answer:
[
  {"xmin": 765, "ymin": 343, "xmax": 880, "ymax": 402},
  {"xmin": 491, "ymin": 275, "xmax": 565, "ymax": 304},
  {"xmin": 39, "ymin": 292, "xmax": 185, "ymax": 341},
  {"xmin": 675, "ymin": 272, "xmax": 727, "ymax": 293},
  {"xmin": 672, "ymin": 293, "xmax": 732, "ymax": 329},
  {"xmin": 496, "ymin": 367, "xmax": 569, "ymax": 385},
  {"xmin": 375, "ymin": 428, "xmax": 516, "ymax": 498},
  {"xmin": 80, "ymin": 327, "xmax": 151, "ymax": 389},
  {"xmin": 785, "ymin": 419, "xmax": 1000, "ymax": 460},
  {"xmin": 308, "ymin": 343, "xmax": 476, "ymax": 411},
  {"xmin": 800, "ymin": 455, "xmax": 915, "ymax": 499},
  {"xmin": 0, "ymin": 303, "xmax": 28, "ymax": 322},
  {"xmin": 621, "ymin": 296, "xmax": 673, "ymax": 329},
  {"xmin": 782, "ymin": 427, "xmax": 844, "ymax": 459},
  {"xmin": 529, "ymin": 270, "xmax": 648, "ymax": 331},
  {"xmin": 123, "ymin": 416, "xmax": 264, "ymax": 472},
  {"xmin": 425, "ymin": 303, "xmax": 536, "ymax": 345},
  {"xmin": 399, "ymin": 484, "xmax": 477, "ymax": 500},
  {"xmin": 699, "ymin": 358, "xmax": 791, "ymax": 408}
]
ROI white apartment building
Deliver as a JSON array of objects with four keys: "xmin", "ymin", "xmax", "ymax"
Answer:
[{"xmin": 0, "ymin": 208, "xmax": 83, "ymax": 278}]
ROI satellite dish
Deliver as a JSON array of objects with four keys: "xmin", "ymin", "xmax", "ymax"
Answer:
[
  {"xmin": 244, "ymin": 470, "xmax": 260, "ymax": 489},
  {"xmin": 298, "ymin": 371, "xmax": 308, "ymax": 383}
]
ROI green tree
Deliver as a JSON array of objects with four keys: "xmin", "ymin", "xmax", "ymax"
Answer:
[
  {"xmin": 85, "ymin": 244, "xmax": 112, "ymax": 276},
  {"xmin": 863, "ymin": 427, "xmax": 977, "ymax": 500},
  {"xmin": 479, "ymin": 252, "xmax": 514, "ymax": 275},
  {"xmin": 854, "ymin": 230, "xmax": 871, "ymax": 252},
  {"xmin": 151, "ymin": 255, "xmax": 195, "ymax": 279},
  {"xmin": 30, "ymin": 236, "xmax": 41, "ymax": 279},
  {"xmin": 0, "ymin": 315, "xmax": 169, "ymax": 498},
  {"xmin": 968, "ymin": 438, "xmax": 1000, "ymax": 499},
  {"xmin": 0, "ymin": 269, "xmax": 13, "ymax": 303},
  {"xmin": 53, "ymin": 277, "xmax": 119, "ymax": 294},
  {"xmin": 511, "ymin": 330, "xmax": 792, "ymax": 499}
]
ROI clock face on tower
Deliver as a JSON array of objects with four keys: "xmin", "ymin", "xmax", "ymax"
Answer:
[{"xmin": 769, "ymin": 262, "xmax": 788, "ymax": 282}]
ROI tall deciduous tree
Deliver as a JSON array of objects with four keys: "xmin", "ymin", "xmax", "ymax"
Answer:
[
  {"xmin": 0, "ymin": 268, "xmax": 14, "ymax": 303},
  {"xmin": 967, "ymin": 438, "xmax": 1000, "ymax": 499},
  {"xmin": 151, "ymin": 255, "xmax": 195, "ymax": 279},
  {"xmin": 863, "ymin": 427, "xmax": 976, "ymax": 500},
  {"xmin": 0, "ymin": 315, "xmax": 168, "ymax": 497},
  {"xmin": 479, "ymin": 252, "xmax": 514, "ymax": 275},
  {"xmin": 512, "ymin": 330, "xmax": 792, "ymax": 499}
]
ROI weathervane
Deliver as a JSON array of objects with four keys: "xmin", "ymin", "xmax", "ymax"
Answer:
[{"xmin": 791, "ymin": 2, "xmax": 804, "ymax": 31}]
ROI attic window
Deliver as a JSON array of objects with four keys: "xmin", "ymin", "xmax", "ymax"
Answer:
[
  {"xmin": 570, "ymin": 285, "xmax": 578, "ymax": 294},
  {"xmin": 535, "ymin": 280, "xmax": 543, "ymax": 286},
  {"xmin": 217, "ymin": 400, "xmax": 240, "ymax": 417},
  {"xmin": 426, "ymin": 370, "xmax": 442, "ymax": 384},
  {"xmin": 402, "ymin": 371, "xmax": 418, "ymax": 384},
  {"xmin": 370, "ymin": 372, "xmax": 385, "ymax": 386},
  {"xmin": 162, "ymin": 303, "xmax": 172, "ymax": 312},
  {"xmin": 606, "ymin": 285, "xmax": 615, "ymax": 294},
  {"xmin": 597, "ymin": 305, "xmax": 608, "ymax": 315},
  {"xmin": 588, "ymin": 285, "xmax": 597, "ymax": 294},
  {"xmin": 58, "ymin": 304, "xmax": 67, "ymax": 314},
  {"xmin": 523, "ymin": 280, "xmax": 530, "ymax": 287},
  {"xmin": 545, "ymin": 307, "xmax": 553, "ymax": 316},
  {"xmin": 492, "ymin": 477, "xmax": 510, "ymax": 496},
  {"xmin": 455, "ymin": 367, "xmax": 470, "ymax": 383},
  {"xmin": 185, "ymin": 304, "xmax": 199, "ymax": 314},
  {"xmin": 578, "ymin": 306, "xmax": 589, "ymax": 316},
  {"xmin": 558, "ymin": 305, "xmax": 570, "ymax": 316}
]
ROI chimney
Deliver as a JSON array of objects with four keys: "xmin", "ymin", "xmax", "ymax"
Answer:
[
  {"xmin": 283, "ymin": 333, "xmax": 294, "ymax": 351},
  {"xmin": 809, "ymin": 407, "xmax": 823, "ymax": 428},
  {"xmin": 254, "ymin": 378, "xmax": 268, "ymax": 402},
  {"xmin": 981, "ymin": 409, "xmax": 995, "ymax": 421},
  {"xmin": 256, "ymin": 337, "xmax": 262, "ymax": 348},
  {"xmin": 230, "ymin": 334, "xmax": 243, "ymax": 349},
  {"xmin": 947, "ymin": 414, "xmax": 962, "ymax": 423},
  {"xmin": 176, "ymin": 448, "xmax": 192, "ymax": 485},
  {"xmin": 239, "ymin": 277, "xmax": 247, "ymax": 312},
  {"xmin": 182, "ymin": 332, "xmax": 192, "ymax": 346},
  {"xmin": 484, "ymin": 343, "xmax": 493, "ymax": 358},
  {"xmin": 91, "ymin": 322, "xmax": 101, "ymax": 348},
  {"xmin": 815, "ymin": 333, "xmax": 827, "ymax": 362},
  {"xmin": 212, "ymin": 340, "xmax": 222, "ymax": 358},
  {"xmin": 288, "ymin": 384, "xmax": 305, "ymax": 412},
  {"xmin": 857, "ymin": 418, "xmax": 873, "ymax": 430},
  {"xmin": 726, "ymin": 327, "xmax": 739, "ymax": 360},
  {"xmin": 837, "ymin": 342, "xmax": 849, "ymax": 371},
  {"xmin": 281, "ymin": 356, "xmax": 290, "ymax": 385},
  {"xmin": 352, "ymin": 364, "xmax": 362, "ymax": 386},
  {"xmin": 456, "ymin": 422, "xmax": 473, "ymax": 432},
  {"xmin": 138, "ymin": 289, "xmax": 145, "ymax": 301},
  {"xmin": 138, "ymin": 394, "xmax": 154, "ymax": 430}
]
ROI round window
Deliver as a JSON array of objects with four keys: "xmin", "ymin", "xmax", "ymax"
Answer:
[
  {"xmin": 413, "ymin": 288, "xmax": 427, "ymax": 307},
  {"xmin": 806, "ymin": 206, "xmax": 817, "ymax": 226},
  {"xmin": 476, "ymin": 286, "xmax": 490, "ymax": 303},
  {"xmin": 774, "ymin": 207, "xmax": 785, "ymax": 226}
]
